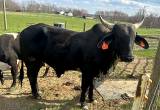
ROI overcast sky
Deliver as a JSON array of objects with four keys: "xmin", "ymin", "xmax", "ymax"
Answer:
[{"xmin": 15, "ymin": 0, "xmax": 160, "ymax": 16}]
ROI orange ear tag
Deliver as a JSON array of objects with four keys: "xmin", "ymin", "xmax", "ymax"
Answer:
[
  {"xmin": 101, "ymin": 42, "xmax": 109, "ymax": 50},
  {"xmin": 140, "ymin": 41, "xmax": 145, "ymax": 48}
]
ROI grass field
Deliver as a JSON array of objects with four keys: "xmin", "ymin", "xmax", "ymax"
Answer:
[
  {"xmin": 0, "ymin": 12, "xmax": 96, "ymax": 33},
  {"xmin": 1, "ymin": 12, "xmax": 160, "ymax": 36},
  {"xmin": 0, "ymin": 12, "xmax": 159, "ymax": 58},
  {"xmin": 0, "ymin": 11, "xmax": 159, "ymax": 58},
  {"xmin": 134, "ymin": 49, "xmax": 157, "ymax": 58}
]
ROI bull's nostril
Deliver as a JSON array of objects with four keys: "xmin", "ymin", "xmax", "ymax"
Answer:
[
  {"xmin": 130, "ymin": 56, "xmax": 134, "ymax": 60},
  {"xmin": 128, "ymin": 56, "xmax": 134, "ymax": 62},
  {"xmin": 120, "ymin": 56, "xmax": 134, "ymax": 62}
]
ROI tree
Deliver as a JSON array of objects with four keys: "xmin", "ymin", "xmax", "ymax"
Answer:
[
  {"xmin": 0, "ymin": 0, "xmax": 21, "ymax": 11},
  {"xmin": 95, "ymin": 10, "xmax": 128, "ymax": 21},
  {"xmin": 72, "ymin": 9, "xmax": 88, "ymax": 17},
  {"xmin": 26, "ymin": 0, "xmax": 40, "ymax": 12}
]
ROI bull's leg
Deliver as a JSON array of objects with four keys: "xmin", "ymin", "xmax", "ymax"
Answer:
[
  {"xmin": 88, "ymin": 77, "xmax": 94, "ymax": 102},
  {"xmin": 80, "ymin": 73, "xmax": 90, "ymax": 107},
  {"xmin": 10, "ymin": 60, "xmax": 18, "ymax": 88},
  {"xmin": 10, "ymin": 66, "xmax": 18, "ymax": 88},
  {"xmin": 25, "ymin": 62, "xmax": 42, "ymax": 99},
  {"xmin": 19, "ymin": 60, "xmax": 24, "ymax": 87}
]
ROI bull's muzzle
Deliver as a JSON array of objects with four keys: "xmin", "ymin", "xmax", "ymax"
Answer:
[{"xmin": 120, "ymin": 55, "xmax": 134, "ymax": 62}]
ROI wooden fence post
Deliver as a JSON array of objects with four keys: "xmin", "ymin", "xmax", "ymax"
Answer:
[
  {"xmin": 132, "ymin": 74, "xmax": 152, "ymax": 110},
  {"xmin": 145, "ymin": 40, "xmax": 160, "ymax": 110},
  {"xmin": 83, "ymin": 22, "xmax": 86, "ymax": 32},
  {"xmin": 65, "ymin": 21, "xmax": 67, "ymax": 29},
  {"xmin": 3, "ymin": 0, "xmax": 7, "ymax": 30}
]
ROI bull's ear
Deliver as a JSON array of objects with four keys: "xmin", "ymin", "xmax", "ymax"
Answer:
[
  {"xmin": 97, "ymin": 33, "xmax": 112, "ymax": 50},
  {"xmin": 135, "ymin": 35, "xmax": 149, "ymax": 49}
]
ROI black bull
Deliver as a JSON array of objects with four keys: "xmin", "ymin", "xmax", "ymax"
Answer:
[{"xmin": 18, "ymin": 16, "xmax": 149, "ymax": 107}]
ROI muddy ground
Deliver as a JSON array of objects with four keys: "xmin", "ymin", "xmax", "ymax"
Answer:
[{"xmin": 0, "ymin": 58, "xmax": 153, "ymax": 110}]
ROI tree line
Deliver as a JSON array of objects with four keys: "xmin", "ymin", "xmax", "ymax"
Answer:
[
  {"xmin": 0, "ymin": 0, "xmax": 160, "ymax": 28},
  {"xmin": 95, "ymin": 9, "xmax": 160, "ymax": 28},
  {"xmin": 0, "ymin": 0, "xmax": 88, "ymax": 16}
]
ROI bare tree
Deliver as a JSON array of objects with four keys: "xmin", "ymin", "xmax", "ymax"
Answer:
[
  {"xmin": 0, "ymin": 0, "xmax": 21, "ymax": 11},
  {"xmin": 95, "ymin": 10, "xmax": 128, "ymax": 21},
  {"xmin": 40, "ymin": 3, "xmax": 54, "ymax": 13},
  {"xmin": 72, "ymin": 9, "xmax": 88, "ymax": 17},
  {"xmin": 95, "ymin": 9, "xmax": 160, "ymax": 28},
  {"xmin": 26, "ymin": 0, "xmax": 40, "ymax": 12}
]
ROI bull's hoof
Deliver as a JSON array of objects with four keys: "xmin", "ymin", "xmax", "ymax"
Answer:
[
  {"xmin": 82, "ymin": 105, "xmax": 89, "ymax": 110},
  {"xmin": 80, "ymin": 102, "xmax": 88, "ymax": 110},
  {"xmin": 9, "ymin": 86, "xmax": 16, "ymax": 92},
  {"xmin": 10, "ymin": 83, "xmax": 16, "ymax": 88},
  {"xmin": 88, "ymin": 99, "xmax": 98, "ymax": 105},
  {"xmin": 39, "ymin": 90, "xmax": 43, "ymax": 95},
  {"xmin": 32, "ymin": 94, "xmax": 42, "ymax": 100},
  {"xmin": 92, "ymin": 100, "xmax": 98, "ymax": 105}
]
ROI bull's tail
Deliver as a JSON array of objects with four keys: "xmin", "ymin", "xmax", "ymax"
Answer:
[
  {"xmin": 19, "ymin": 60, "xmax": 24, "ymax": 87},
  {"xmin": 0, "ymin": 70, "xmax": 4, "ymax": 85}
]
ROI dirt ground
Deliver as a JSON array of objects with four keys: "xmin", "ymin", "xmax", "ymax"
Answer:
[
  {"xmin": 0, "ymin": 69, "xmax": 107, "ymax": 110},
  {"xmin": 0, "ymin": 58, "xmax": 153, "ymax": 110}
]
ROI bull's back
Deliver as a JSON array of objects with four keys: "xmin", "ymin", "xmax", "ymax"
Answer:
[
  {"xmin": 20, "ymin": 24, "xmax": 47, "ymax": 59},
  {"xmin": 19, "ymin": 23, "xmax": 76, "ymax": 60}
]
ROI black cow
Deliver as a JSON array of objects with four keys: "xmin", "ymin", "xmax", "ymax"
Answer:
[
  {"xmin": 18, "ymin": 16, "xmax": 149, "ymax": 108},
  {"xmin": 0, "ymin": 33, "xmax": 50, "ymax": 87},
  {"xmin": 0, "ymin": 33, "xmax": 19, "ymax": 88}
]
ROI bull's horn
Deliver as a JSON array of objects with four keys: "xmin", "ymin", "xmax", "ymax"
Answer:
[
  {"xmin": 134, "ymin": 17, "xmax": 145, "ymax": 29},
  {"xmin": 99, "ymin": 15, "xmax": 114, "ymax": 29}
]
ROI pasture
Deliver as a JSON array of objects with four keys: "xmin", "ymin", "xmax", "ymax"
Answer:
[
  {"xmin": 0, "ymin": 12, "xmax": 159, "ymax": 58},
  {"xmin": 1, "ymin": 12, "xmax": 160, "ymax": 35},
  {"xmin": 0, "ymin": 12, "xmax": 160, "ymax": 110}
]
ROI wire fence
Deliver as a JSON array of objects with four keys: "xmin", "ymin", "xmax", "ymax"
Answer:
[{"xmin": 148, "ymin": 80, "xmax": 160, "ymax": 110}]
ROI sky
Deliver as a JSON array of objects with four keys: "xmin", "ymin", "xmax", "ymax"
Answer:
[{"xmin": 15, "ymin": 0, "xmax": 160, "ymax": 16}]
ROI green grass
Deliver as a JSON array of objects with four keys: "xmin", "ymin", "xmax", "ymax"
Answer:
[
  {"xmin": 120, "ymin": 102, "xmax": 133, "ymax": 110},
  {"xmin": 137, "ymin": 28, "xmax": 160, "ymax": 36},
  {"xmin": 134, "ymin": 49, "xmax": 157, "ymax": 58},
  {"xmin": 157, "ymin": 97, "xmax": 160, "ymax": 110},
  {"xmin": 0, "ymin": 11, "xmax": 160, "ymax": 36},
  {"xmin": 0, "ymin": 11, "xmax": 97, "ymax": 33}
]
